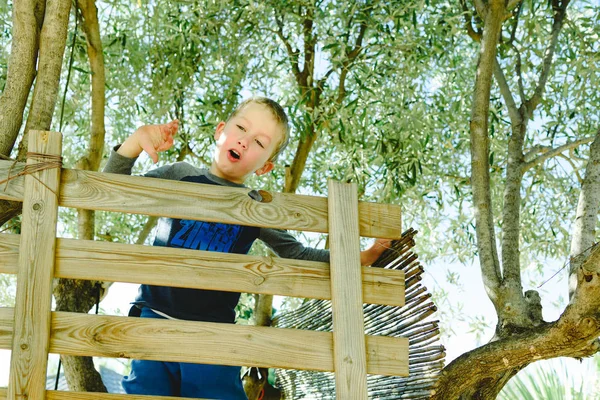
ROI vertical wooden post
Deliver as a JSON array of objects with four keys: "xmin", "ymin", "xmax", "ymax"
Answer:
[
  {"xmin": 8, "ymin": 131, "xmax": 62, "ymax": 400},
  {"xmin": 328, "ymin": 180, "xmax": 368, "ymax": 399}
]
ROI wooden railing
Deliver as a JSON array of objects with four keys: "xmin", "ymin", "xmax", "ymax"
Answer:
[{"xmin": 0, "ymin": 131, "xmax": 407, "ymax": 399}]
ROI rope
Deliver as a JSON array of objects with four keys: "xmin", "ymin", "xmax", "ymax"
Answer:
[{"xmin": 0, "ymin": 152, "xmax": 62, "ymax": 196}]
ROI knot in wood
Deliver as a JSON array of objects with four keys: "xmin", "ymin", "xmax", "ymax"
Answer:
[
  {"xmin": 580, "ymin": 317, "xmax": 598, "ymax": 336},
  {"xmin": 32, "ymin": 202, "xmax": 41, "ymax": 211},
  {"xmin": 247, "ymin": 189, "xmax": 273, "ymax": 203}
]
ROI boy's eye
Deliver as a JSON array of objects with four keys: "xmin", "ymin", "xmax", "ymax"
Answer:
[
  {"xmin": 237, "ymin": 124, "xmax": 246, "ymax": 132},
  {"xmin": 255, "ymin": 139, "xmax": 264, "ymax": 148}
]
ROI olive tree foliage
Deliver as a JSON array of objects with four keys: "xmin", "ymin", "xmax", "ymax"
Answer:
[
  {"xmin": 430, "ymin": 0, "xmax": 600, "ymax": 398},
  {"xmin": 1, "ymin": 0, "xmax": 599, "ymax": 397}
]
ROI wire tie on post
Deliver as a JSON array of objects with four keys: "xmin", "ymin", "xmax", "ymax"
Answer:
[{"xmin": 0, "ymin": 152, "xmax": 62, "ymax": 196}]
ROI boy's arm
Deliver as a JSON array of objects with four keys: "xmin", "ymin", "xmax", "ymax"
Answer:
[
  {"xmin": 103, "ymin": 120, "xmax": 180, "ymax": 176},
  {"xmin": 103, "ymin": 144, "xmax": 137, "ymax": 175},
  {"xmin": 117, "ymin": 120, "xmax": 178, "ymax": 163},
  {"xmin": 259, "ymin": 229, "xmax": 330, "ymax": 262},
  {"xmin": 259, "ymin": 229, "xmax": 391, "ymax": 266}
]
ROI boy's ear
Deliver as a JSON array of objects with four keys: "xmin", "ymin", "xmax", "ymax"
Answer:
[
  {"xmin": 214, "ymin": 122, "xmax": 226, "ymax": 140},
  {"xmin": 255, "ymin": 161, "xmax": 274, "ymax": 176}
]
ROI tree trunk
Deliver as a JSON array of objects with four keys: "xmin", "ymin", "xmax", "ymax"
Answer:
[
  {"xmin": 54, "ymin": 279, "xmax": 108, "ymax": 392},
  {"xmin": 0, "ymin": 0, "xmax": 71, "ymax": 226},
  {"xmin": 53, "ymin": 0, "xmax": 109, "ymax": 392},
  {"xmin": 432, "ymin": 315, "xmax": 600, "ymax": 399},
  {"xmin": 0, "ymin": 0, "xmax": 45, "ymax": 227},
  {"xmin": 0, "ymin": 0, "xmax": 43, "ymax": 156},
  {"xmin": 17, "ymin": 0, "xmax": 72, "ymax": 159}
]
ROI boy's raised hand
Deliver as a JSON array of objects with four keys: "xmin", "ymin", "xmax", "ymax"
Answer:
[
  {"xmin": 360, "ymin": 238, "xmax": 393, "ymax": 266},
  {"xmin": 118, "ymin": 120, "xmax": 179, "ymax": 163}
]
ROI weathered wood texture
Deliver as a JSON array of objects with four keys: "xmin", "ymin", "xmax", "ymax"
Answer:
[
  {"xmin": 8, "ymin": 131, "xmax": 62, "ymax": 400},
  {"xmin": 0, "ymin": 388, "xmax": 206, "ymax": 400},
  {"xmin": 328, "ymin": 181, "xmax": 368, "ymax": 398},
  {"xmin": 0, "ymin": 234, "xmax": 405, "ymax": 307},
  {"xmin": 0, "ymin": 160, "xmax": 402, "ymax": 239},
  {"xmin": 0, "ymin": 307, "xmax": 11, "ymax": 349},
  {"xmin": 0, "ymin": 308, "xmax": 409, "ymax": 377}
]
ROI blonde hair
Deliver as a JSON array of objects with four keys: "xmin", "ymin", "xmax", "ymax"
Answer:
[{"xmin": 228, "ymin": 97, "xmax": 290, "ymax": 161}]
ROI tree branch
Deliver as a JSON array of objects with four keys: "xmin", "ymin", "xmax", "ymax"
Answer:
[
  {"xmin": 301, "ymin": 6, "xmax": 315, "ymax": 89},
  {"xmin": 0, "ymin": 0, "xmax": 44, "ymax": 157},
  {"xmin": 509, "ymin": 43, "xmax": 526, "ymax": 104},
  {"xmin": 273, "ymin": 10, "xmax": 301, "ymax": 84},
  {"xmin": 557, "ymin": 153, "xmax": 583, "ymax": 185},
  {"xmin": 460, "ymin": 0, "xmax": 482, "ymax": 42},
  {"xmin": 432, "ymin": 317, "xmax": 600, "ymax": 399},
  {"xmin": 525, "ymin": 0, "xmax": 570, "ymax": 116},
  {"xmin": 335, "ymin": 11, "xmax": 368, "ymax": 104},
  {"xmin": 569, "ymin": 128, "xmax": 600, "ymax": 291},
  {"xmin": 474, "ymin": 0, "xmax": 486, "ymax": 19},
  {"xmin": 522, "ymin": 136, "xmax": 595, "ymax": 172},
  {"xmin": 580, "ymin": 244, "xmax": 600, "ymax": 275},
  {"xmin": 76, "ymin": 0, "xmax": 105, "ymax": 172},
  {"xmin": 493, "ymin": 58, "xmax": 520, "ymax": 126},
  {"xmin": 499, "ymin": 118, "xmax": 526, "ymax": 294},
  {"xmin": 507, "ymin": 1, "xmax": 522, "ymax": 45},
  {"xmin": 469, "ymin": 0, "xmax": 505, "ymax": 298},
  {"xmin": 17, "ymin": 0, "xmax": 73, "ymax": 159},
  {"xmin": 507, "ymin": 0, "xmax": 522, "ymax": 12}
]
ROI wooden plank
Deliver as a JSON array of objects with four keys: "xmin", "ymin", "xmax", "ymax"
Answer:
[
  {"xmin": 45, "ymin": 391, "xmax": 208, "ymax": 400},
  {"xmin": 0, "ymin": 307, "xmax": 12, "ymax": 349},
  {"xmin": 51, "ymin": 311, "xmax": 333, "ymax": 372},
  {"xmin": 0, "ymin": 233, "xmax": 405, "ymax": 306},
  {"xmin": 0, "ymin": 160, "xmax": 402, "ymax": 239},
  {"xmin": 328, "ymin": 181, "xmax": 368, "ymax": 398},
  {"xmin": 0, "ymin": 310, "xmax": 409, "ymax": 376},
  {"xmin": 0, "ymin": 160, "xmax": 25, "ymax": 202},
  {"xmin": 50, "ymin": 312, "xmax": 408, "ymax": 376},
  {"xmin": 0, "ymin": 388, "xmax": 207, "ymax": 399},
  {"xmin": 0, "ymin": 234, "xmax": 18, "ymax": 274},
  {"xmin": 8, "ymin": 131, "xmax": 62, "ymax": 400}
]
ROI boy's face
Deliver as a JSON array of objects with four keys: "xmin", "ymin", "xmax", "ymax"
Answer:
[{"xmin": 210, "ymin": 102, "xmax": 283, "ymax": 184}]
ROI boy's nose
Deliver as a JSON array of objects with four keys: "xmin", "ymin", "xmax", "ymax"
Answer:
[{"xmin": 237, "ymin": 139, "xmax": 248, "ymax": 149}]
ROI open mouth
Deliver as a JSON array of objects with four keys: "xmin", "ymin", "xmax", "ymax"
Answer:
[{"xmin": 229, "ymin": 149, "xmax": 241, "ymax": 160}]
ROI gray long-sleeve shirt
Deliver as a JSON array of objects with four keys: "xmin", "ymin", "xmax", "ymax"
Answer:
[{"xmin": 104, "ymin": 147, "xmax": 329, "ymax": 322}]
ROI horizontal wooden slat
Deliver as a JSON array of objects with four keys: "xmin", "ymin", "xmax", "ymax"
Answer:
[
  {"xmin": 0, "ymin": 307, "xmax": 12, "ymax": 349},
  {"xmin": 0, "ymin": 309, "xmax": 409, "ymax": 376},
  {"xmin": 0, "ymin": 161, "xmax": 402, "ymax": 239},
  {"xmin": 0, "ymin": 388, "xmax": 206, "ymax": 399},
  {"xmin": 0, "ymin": 234, "xmax": 405, "ymax": 307},
  {"xmin": 0, "ymin": 234, "xmax": 16, "ymax": 274},
  {"xmin": 0, "ymin": 161, "xmax": 25, "ymax": 202}
]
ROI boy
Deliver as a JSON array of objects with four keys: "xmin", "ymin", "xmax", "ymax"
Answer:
[{"xmin": 104, "ymin": 97, "xmax": 388, "ymax": 399}]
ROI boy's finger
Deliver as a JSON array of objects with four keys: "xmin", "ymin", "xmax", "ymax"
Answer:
[
  {"xmin": 161, "ymin": 121, "xmax": 178, "ymax": 137},
  {"xmin": 157, "ymin": 137, "xmax": 174, "ymax": 152},
  {"xmin": 139, "ymin": 139, "xmax": 160, "ymax": 163},
  {"xmin": 148, "ymin": 150, "xmax": 159, "ymax": 164}
]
